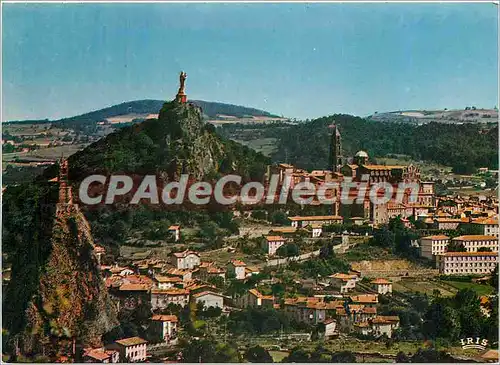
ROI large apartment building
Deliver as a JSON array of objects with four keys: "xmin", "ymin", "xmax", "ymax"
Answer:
[
  {"xmin": 419, "ymin": 235, "xmax": 450, "ymax": 260},
  {"xmin": 451, "ymin": 235, "xmax": 499, "ymax": 252},
  {"xmin": 472, "ymin": 217, "xmax": 499, "ymax": 237},
  {"xmin": 436, "ymin": 252, "xmax": 498, "ymax": 276},
  {"xmin": 420, "ymin": 235, "xmax": 498, "ymax": 261}
]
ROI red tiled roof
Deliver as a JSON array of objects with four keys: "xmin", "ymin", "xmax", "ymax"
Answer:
[
  {"xmin": 155, "ymin": 276, "xmax": 182, "ymax": 283},
  {"xmin": 265, "ymin": 236, "xmax": 285, "ymax": 241},
  {"xmin": 421, "ymin": 235, "xmax": 449, "ymax": 240},
  {"xmin": 329, "ymin": 273, "xmax": 358, "ymax": 281},
  {"xmin": 151, "ymin": 288, "xmax": 189, "ymax": 295},
  {"xmin": 119, "ymin": 283, "xmax": 150, "ymax": 291},
  {"xmin": 441, "ymin": 251, "xmax": 498, "ymax": 257},
  {"xmin": 452, "ymin": 235, "xmax": 498, "ymax": 241},
  {"xmin": 230, "ymin": 259, "xmax": 246, "ymax": 267},
  {"xmin": 84, "ymin": 349, "xmax": 110, "ymax": 361},
  {"xmin": 372, "ymin": 315, "xmax": 400, "ymax": 324},
  {"xmin": 172, "ymin": 250, "xmax": 199, "ymax": 258},
  {"xmin": 288, "ymin": 215, "xmax": 343, "ymax": 221},
  {"xmin": 115, "ymin": 337, "xmax": 147, "ymax": 347},
  {"xmin": 151, "ymin": 314, "xmax": 178, "ymax": 322},
  {"xmin": 192, "ymin": 290, "xmax": 224, "ymax": 298},
  {"xmin": 350, "ymin": 294, "xmax": 379, "ymax": 304}
]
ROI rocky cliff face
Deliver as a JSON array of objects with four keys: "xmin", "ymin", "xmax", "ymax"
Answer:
[{"xmin": 3, "ymin": 177, "xmax": 118, "ymax": 361}]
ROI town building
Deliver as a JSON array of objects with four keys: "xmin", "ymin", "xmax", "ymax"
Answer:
[
  {"xmin": 309, "ymin": 224, "xmax": 323, "ymax": 238},
  {"xmin": 324, "ymin": 319, "xmax": 338, "ymax": 338},
  {"xmin": 196, "ymin": 263, "xmax": 226, "ymax": 282},
  {"xmin": 451, "ymin": 235, "xmax": 499, "ymax": 252},
  {"xmin": 83, "ymin": 347, "xmax": 119, "ymax": 363},
  {"xmin": 150, "ymin": 315, "xmax": 178, "ymax": 343},
  {"xmin": 171, "ymin": 250, "xmax": 200, "ymax": 270},
  {"xmin": 350, "ymin": 294, "xmax": 379, "ymax": 307},
  {"xmin": 436, "ymin": 252, "xmax": 498, "ymax": 275},
  {"xmin": 330, "ymin": 124, "xmax": 343, "ymax": 172},
  {"xmin": 283, "ymin": 297, "xmax": 340, "ymax": 325},
  {"xmin": 192, "ymin": 290, "xmax": 224, "ymax": 308},
  {"xmin": 337, "ymin": 304, "xmax": 377, "ymax": 331},
  {"xmin": 370, "ymin": 316, "xmax": 400, "ymax": 338},
  {"xmin": 433, "ymin": 218, "xmax": 463, "ymax": 230},
  {"xmin": 371, "ymin": 278, "xmax": 392, "ymax": 295},
  {"xmin": 165, "ymin": 268, "xmax": 194, "ymax": 281},
  {"xmin": 153, "ymin": 275, "xmax": 183, "ymax": 290},
  {"xmin": 227, "ymin": 259, "xmax": 247, "ymax": 280},
  {"xmin": 419, "ymin": 235, "xmax": 450, "ymax": 260},
  {"xmin": 263, "ymin": 236, "xmax": 286, "ymax": 256},
  {"xmin": 113, "ymin": 337, "xmax": 147, "ymax": 363},
  {"xmin": 417, "ymin": 182, "xmax": 435, "ymax": 207},
  {"xmin": 168, "ymin": 225, "xmax": 181, "ymax": 241},
  {"xmin": 236, "ymin": 289, "xmax": 274, "ymax": 309},
  {"xmin": 289, "ymin": 215, "xmax": 343, "ymax": 228},
  {"xmin": 151, "ymin": 288, "xmax": 190, "ymax": 310},
  {"xmin": 106, "ymin": 275, "xmax": 153, "ymax": 311},
  {"xmin": 329, "ymin": 273, "xmax": 359, "ymax": 293},
  {"xmin": 116, "ymin": 284, "xmax": 151, "ymax": 311},
  {"xmin": 472, "ymin": 217, "xmax": 499, "ymax": 237}
]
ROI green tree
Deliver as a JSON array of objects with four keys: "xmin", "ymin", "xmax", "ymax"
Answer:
[
  {"xmin": 214, "ymin": 342, "xmax": 241, "ymax": 363},
  {"xmin": 276, "ymin": 243, "xmax": 299, "ymax": 257},
  {"xmin": 489, "ymin": 265, "xmax": 498, "ymax": 291},
  {"xmin": 245, "ymin": 345, "xmax": 273, "ymax": 363},
  {"xmin": 251, "ymin": 210, "xmax": 267, "ymax": 220},
  {"xmin": 396, "ymin": 351, "xmax": 410, "ymax": 363},
  {"xmin": 179, "ymin": 339, "xmax": 216, "ymax": 363},
  {"xmin": 446, "ymin": 241, "xmax": 466, "ymax": 252},
  {"xmin": 282, "ymin": 347, "xmax": 310, "ymax": 363},
  {"xmin": 331, "ymin": 351, "xmax": 357, "ymax": 363},
  {"xmin": 478, "ymin": 247, "xmax": 493, "ymax": 252},
  {"xmin": 270, "ymin": 211, "xmax": 290, "ymax": 225},
  {"xmin": 208, "ymin": 275, "xmax": 225, "ymax": 289},
  {"xmin": 372, "ymin": 225, "xmax": 395, "ymax": 250},
  {"xmin": 410, "ymin": 348, "xmax": 455, "ymax": 363},
  {"xmin": 423, "ymin": 302, "xmax": 461, "ymax": 340}
]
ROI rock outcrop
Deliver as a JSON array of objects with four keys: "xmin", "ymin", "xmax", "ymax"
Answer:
[
  {"xmin": 67, "ymin": 100, "xmax": 270, "ymax": 184},
  {"xmin": 3, "ymin": 164, "xmax": 118, "ymax": 361}
]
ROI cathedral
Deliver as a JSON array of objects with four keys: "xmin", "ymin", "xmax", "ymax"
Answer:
[{"xmin": 269, "ymin": 123, "xmax": 436, "ymax": 226}]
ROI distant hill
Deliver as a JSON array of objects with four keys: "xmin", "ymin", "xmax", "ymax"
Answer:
[
  {"xmin": 45, "ymin": 99, "xmax": 279, "ymax": 127},
  {"xmin": 65, "ymin": 99, "xmax": 270, "ymax": 183},
  {"xmin": 271, "ymin": 114, "xmax": 498, "ymax": 174},
  {"xmin": 369, "ymin": 108, "xmax": 498, "ymax": 124}
]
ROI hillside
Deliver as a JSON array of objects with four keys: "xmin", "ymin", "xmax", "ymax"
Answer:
[
  {"xmin": 369, "ymin": 108, "xmax": 498, "ymax": 124},
  {"xmin": 269, "ymin": 114, "xmax": 498, "ymax": 174},
  {"xmin": 42, "ymin": 99, "xmax": 270, "ymax": 246},
  {"xmin": 2, "ymin": 97, "xmax": 272, "ymax": 360},
  {"xmin": 65, "ymin": 99, "xmax": 270, "ymax": 183},
  {"xmin": 2, "ymin": 182, "xmax": 117, "ymax": 360},
  {"xmin": 45, "ymin": 99, "xmax": 279, "ymax": 128}
]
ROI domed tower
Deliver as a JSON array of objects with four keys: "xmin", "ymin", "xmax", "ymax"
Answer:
[{"xmin": 354, "ymin": 150, "xmax": 369, "ymax": 166}]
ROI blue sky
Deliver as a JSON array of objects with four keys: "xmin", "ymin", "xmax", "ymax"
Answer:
[{"xmin": 2, "ymin": 3, "xmax": 498, "ymax": 121}]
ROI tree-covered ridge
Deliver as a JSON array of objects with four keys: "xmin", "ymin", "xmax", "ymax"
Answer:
[{"xmin": 270, "ymin": 115, "xmax": 498, "ymax": 173}]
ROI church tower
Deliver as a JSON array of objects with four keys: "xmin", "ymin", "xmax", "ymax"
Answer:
[{"xmin": 329, "ymin": 124, "xmax": 343, "ymax": 172}]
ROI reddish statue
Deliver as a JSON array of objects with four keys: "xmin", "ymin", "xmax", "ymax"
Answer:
[{"xmin": 176, "ymin": 71, "xmax": 187, "ymax": 103}]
